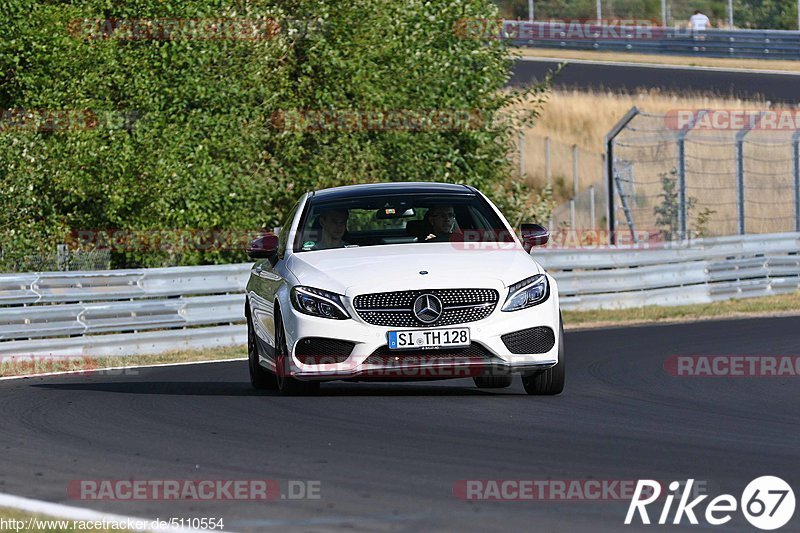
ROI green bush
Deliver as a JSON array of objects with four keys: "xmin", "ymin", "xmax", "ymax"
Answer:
[{"xmin": 0, "ymin": 0, "xmax": 548, "ymax": 269}]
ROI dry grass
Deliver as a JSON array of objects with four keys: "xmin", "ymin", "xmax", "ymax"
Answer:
[
  {"xmin": 518, "ymin": 88, "xmax": 765, "ymax": 200},
  {"xmin": 512, "ymin": 89, "xmax": 795, "ymax": 234},
  {"xmin": 526, "ymin": 88, "xmax": 765, "ymax": 155},
  {"xmin": 0, "ymin": 345, "xmax": 245, "ymax": 378},
  {"xmin": 515, "ymin": 47, "xmax": 800, "ymax": 73}
]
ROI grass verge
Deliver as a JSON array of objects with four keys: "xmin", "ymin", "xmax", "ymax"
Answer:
[
  {"xmin": 514, "ymin": 47, "xmax": 800, "ymax": 73},
  {"xmin": 0, "ymin": 345, "xmax": 245, "ymax": 378},
  {"xmin": 563, "ymin": 291, "xmax": 800, "ymax": 329}
]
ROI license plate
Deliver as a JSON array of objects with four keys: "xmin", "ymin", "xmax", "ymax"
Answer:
[{"xmin": 387, "ymin": 328, "xmax": 470, "ymax": 350}]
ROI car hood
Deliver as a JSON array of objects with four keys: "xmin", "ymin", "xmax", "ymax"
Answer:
[{"xmin": 286, "ymin": 243, "xmax": 543, "ymax": 296}]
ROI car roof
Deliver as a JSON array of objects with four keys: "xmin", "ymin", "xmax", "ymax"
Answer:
[{"xmin": 310, "ymin": 182, "xmax": 475, "ymax": 202}]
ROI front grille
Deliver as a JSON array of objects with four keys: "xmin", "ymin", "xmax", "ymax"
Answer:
[
  {"xmin": 353, "ymin": 288, "xmax": 498, "ymax": 327},
  {"xmin": 501, "ymin": 326, "xmax": 555, "ymax": 354},
  {"xmin": 295, "ymin": 337, "xmax": 355, "ymax": 364},
  {"xmin": 364, "ymin": 343, "xmax": 494, "ymax": 365}
]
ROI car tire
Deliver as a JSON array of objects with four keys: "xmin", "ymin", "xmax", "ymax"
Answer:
[
  {"xmin": 274, "ymin": 312, "xmax": 320, "ymax": 396},
  {"xmin": 473, "ymin": 375, "xmax": 513, "ymax": 388},
  {"xmin": 521, "ymin": 315, "xmax": 565, "ymax": 396},
  {"xmin": 248, "ymin": 313, "xmax": 277, "ymax": 390}
]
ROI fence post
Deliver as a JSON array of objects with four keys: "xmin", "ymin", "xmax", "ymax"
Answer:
[
  {"xmin": 793, "ymin": 129, "xmax": 800, "ymax": 232},
  {"xmin": 727, "ymin": 0, "xmax": 734, "ymax": 29},
  {"xmin": 676, "ymin": 110, "xmax": 708, "ymax": 241},
  {"xmin": 736, "ymin": 137, "xmax": 745, "ymax": 235},
  {"xmin": 572, "ymin": 144, "xmax": 579, "ymax": 197},
  {"xmin": 57, "ymin": 244, "xmax": 69, "ymax": 272},
  {"xmin": 589, "ymin": 185, "xmax": 596, "ymax": 230},
  {"xmin": 569, "ymin": 199, "xmax": 575, "ymax": 229},
  {"xmin": 544, "ymin": 137, "xmax": 551, "ymax": 185},
  {"xmin": 604, "ymin": 107, "xmax": 640, "ymax": 245},
  {"xmin": 734, "ymin": 112, "xmax": 764, "ymax": 236},
  {"xmin": 677, "ymin": 138, "xmax": 687, "ymax": 240},
  {"xmin": 518, "ymin": 130, "xmax": 525, "ymax": 178}
]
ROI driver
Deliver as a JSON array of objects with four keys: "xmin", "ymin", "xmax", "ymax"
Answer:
[
  {"xmin": 423, "ymin": 205, "xmax": 458, "ymax": 241},
  {"xmin": 313, "ymin": 208, "xmax": 349, "ymax": 249}
]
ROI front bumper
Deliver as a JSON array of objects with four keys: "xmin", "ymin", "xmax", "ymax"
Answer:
[{"xmin": 280, "ymin": 277, "xmax": 561, "ymax": 381}]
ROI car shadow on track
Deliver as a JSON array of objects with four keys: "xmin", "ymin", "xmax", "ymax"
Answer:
[{"xmin": 31, "ymin": 381, "xmax": 519, "ymax": 396}]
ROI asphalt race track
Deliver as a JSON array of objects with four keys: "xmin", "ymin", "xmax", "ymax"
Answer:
[
  {"xmin": 1, "ymin": 316, "xmax": 798, "ymax": 532},
  {"xmin": 511, "ymin": 58, "xmax": 800, "ymax": 103}
]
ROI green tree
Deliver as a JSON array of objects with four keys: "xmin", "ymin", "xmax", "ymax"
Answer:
[{"xmin": 0, "ymin": 0, "xmax": 548, "ymax": 269}]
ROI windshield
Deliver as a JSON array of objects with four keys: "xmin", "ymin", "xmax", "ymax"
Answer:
[{"xmin": 293, "ymin": 193, "xmax": 514, "ymax": 252}]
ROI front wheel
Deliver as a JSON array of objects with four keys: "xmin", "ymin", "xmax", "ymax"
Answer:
[
  {"xmin": 521, "ymin": 316, "xmax": 565, "ymax": 396},
  {"xmin": 274, "ymin": 313, "xmax": 320, "ymax": 396},
  {"xmin": 248, "ymin": 314, "xmax": 277, "ymax": 390}
]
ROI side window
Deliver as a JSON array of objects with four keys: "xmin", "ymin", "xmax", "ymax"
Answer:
[{"xmin": 277, "ymin": 202, "xmax": 300, "ymax": 258}]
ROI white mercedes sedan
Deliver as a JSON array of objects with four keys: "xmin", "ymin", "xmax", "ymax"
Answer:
[{"xmin": 245, "ymin": 182, "xmax": 563, "ymax": 395}]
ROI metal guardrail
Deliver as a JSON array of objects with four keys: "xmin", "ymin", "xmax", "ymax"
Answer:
[
  {"xmin": 502, "ymin": 21, "xmax": 800, "ymax": 60},
  {"xmin": 536, "ymin": 232, "xmax": 800, "ymax": 309},
  {"xmin": 0, "ymin": 265, "xmax": 250, "ymax": 357},
  {"xmin": 0, "ymin": 232, "xmax": 798, "ymax": 357}
]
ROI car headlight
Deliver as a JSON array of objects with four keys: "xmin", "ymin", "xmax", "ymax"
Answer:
[
  {"xmin": 291, "ymin": 286, "xmax": 350, "ymax": 320},
  {"xmin": 501, "ymin": 274, "xmax": 549, "ymax": 312}
]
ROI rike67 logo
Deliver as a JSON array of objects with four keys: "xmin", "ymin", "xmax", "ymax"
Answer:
[{"xmin": 626, "ymin": 477, "xmax": 795, "ymax": 530}]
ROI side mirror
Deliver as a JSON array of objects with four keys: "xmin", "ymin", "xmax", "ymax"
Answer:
[
  {"xmin": 247, "ymin": 234, "xmax": 279, "ymax": 259},
  {"xmin": 520, "ymin": 223, "xmax": 549, "ymax": 252}
]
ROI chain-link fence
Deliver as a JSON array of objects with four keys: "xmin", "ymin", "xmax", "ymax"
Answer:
[
  {"xmin": 607, "ymin": 108, "xmax": 800, "ymax": 241},
  {"xmin": 518, "ymin": 108, "xmax": 800, "ymax": 242},
  {"xmin": 0, "ymin": 245, "xmax": 111, "ymax": 273},
  {"xmin": 516, "ymin": 132, "xmax": 607, "ymax": 230}
]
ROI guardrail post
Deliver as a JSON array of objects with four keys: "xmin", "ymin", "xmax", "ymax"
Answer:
[
  {"xmin": 793, "ymin": 129, "xmax": 800, "ymax": 232},
  {"xmin": 572, "ymin": 144, "xmax": 579, "ymax": 197},
  {"xmin": 545, "ymin": 136, "xmax": 551, "ymax": 185},
  {"xmin": 604, "ymin": 107, "xmax": 640, "ymax": 245},
  {"xmin": 589, "ymin": 185, "xmax": 596, "ymax": 230}
]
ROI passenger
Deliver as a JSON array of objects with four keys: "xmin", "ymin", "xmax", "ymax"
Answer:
[{"xmin": 313, "ymin": 209, "xmax": 349, "ymax": 249}]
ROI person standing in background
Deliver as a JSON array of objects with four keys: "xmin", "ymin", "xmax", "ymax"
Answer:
[{"xmin": 690, "ymin": 10, "xmax": 711, "ymax": 31}]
